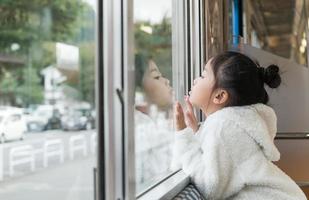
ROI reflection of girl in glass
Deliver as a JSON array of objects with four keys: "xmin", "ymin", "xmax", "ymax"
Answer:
[
  {"xmin": 135, "ymin": 54, "xmax": 173, "ymax": 113},
  {"xmin": 134, "ymin": 54, "xmax": 174, "ymax": 190}
]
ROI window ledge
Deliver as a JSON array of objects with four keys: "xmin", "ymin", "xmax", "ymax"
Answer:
[{"xmin": 137, "ymin": 170, "xmax": 190, "ymax": 200}]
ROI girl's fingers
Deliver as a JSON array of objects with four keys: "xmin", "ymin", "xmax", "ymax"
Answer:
[
  {"xmin": 174, "ymin": 100, "xmax": 198, "ymax": 132},
  {"xmin": 185, "ymin": 111, "xmax": 195, "ymax": 125},
  {"xmin": 184, "ymin": 97, "xmax": 199, "ymax": 132},
  {"xmin": 186, "ymin": 111, "xmax": 198, "ymax": 132},
  {"xmin": 185, "ymin": 96, "xmax": 194, "ymax": 115}
]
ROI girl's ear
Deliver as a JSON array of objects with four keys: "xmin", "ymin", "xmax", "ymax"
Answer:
[{"xmin": 213, "ymin": 89, "xmax": 229, "ymax": 105}]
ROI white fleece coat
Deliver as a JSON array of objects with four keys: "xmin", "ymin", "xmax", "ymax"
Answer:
[{"xmin": 171, "ymin": 103, "xmax": 307, "ymax": 200}]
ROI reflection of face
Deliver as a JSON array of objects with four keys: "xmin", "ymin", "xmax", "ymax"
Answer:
[
  {"xmin": 142, "ymin": 60, "xmax": 173, "ymax": 109},
  {"xmin": 189, "ymin": 59, "xmax": 215, "ymax": 112}
]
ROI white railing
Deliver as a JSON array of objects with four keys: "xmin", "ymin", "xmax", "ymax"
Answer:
[
  {"xmin": 0, "ymin": 132, "xmax": 97, "ymax": 181},
  {"xmin": 69, "ymin": 135, "xmax": 87, "ymax": 160},
  {"xmin": 9, "ymin": 145, "xmax": 35, "ymax": 177},
  {"xmin": 43, "ymin": 139, "xmax": 64, "ymax": 167},
  {"xmin": 90, "ymin": 132, "xmax": 97, "ymax": 154}
]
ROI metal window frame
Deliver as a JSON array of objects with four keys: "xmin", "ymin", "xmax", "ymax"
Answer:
[
  {"xmin": 137, "ymin": 0, "xmax": 205, "ymax": 198},
  {"xmin": 136, "ymin": 0, "xmax": 205, "ymax": 198},
  {"xmin": 96, "ymin": 0, "xmax": 104, "ymax": 199},
  {"xmin": 123, "ymin": 0, "xmax": 135, "ymax": 199},
  {"xmin": 100, "ymin": 0, "xmax": 204, "ymax": 199},
  {"xmin": 137, "ymin": 170, "xmax": 190, "ymax": 200},
  {"xmin": 173, "ymin": 0, "xmax": 204, "ymax": 102},
  {"xmin": 100, "ymin": 0, "xmax": 134, "ymax": 199},
  {"xmin": 173, "ymin": 0, "xmax": 190, "ymax": 101},
  {"xmin": 189, "ymin": 0, "xmax": 204, "ymax": 85},
  {"xmin": 189, "ymin": 0, "xmax": 205, "ymax": 121}
]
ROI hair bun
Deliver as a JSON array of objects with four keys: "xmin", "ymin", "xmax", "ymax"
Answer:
[{"xmin": 258, "ymin": 64, "xmax": 281, "ymax": 88}]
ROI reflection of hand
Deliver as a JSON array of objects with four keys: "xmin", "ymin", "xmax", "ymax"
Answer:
[
  {"xmin": 174, "ymin": 101, "xmax": 186, "ymax": 131},
  {"xmin": 174, "ymin": 96, "xmax": 199, "ymax": 133}
]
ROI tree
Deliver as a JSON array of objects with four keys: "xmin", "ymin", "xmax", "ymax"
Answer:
[
  {"xmin": 0, "ymin": 0, "xmax": 88, "ymax": 106},
  {"xmin": 0, "ymin": 0, "xmax": 85, "ymax": 53},
  {"xmin": 62, "ymin": 4, "xmax": 96, "ymax": 106}
]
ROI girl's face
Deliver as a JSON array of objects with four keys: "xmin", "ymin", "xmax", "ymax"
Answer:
[
  {"xmin": 189, "ymin": 59, "xmax": 226, "ymax": 116},
  {"xmin": 142, "ymin": 60, "xmax": 173, "ymax": 109},
  {"xmin": 189, "ymin": 59, "xmax": 215, "ymax": 109}
]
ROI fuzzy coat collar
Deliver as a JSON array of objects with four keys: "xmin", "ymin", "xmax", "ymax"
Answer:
[{"xmin": 206, "ymin": 103, "xmax": 280, "ymax": 161}]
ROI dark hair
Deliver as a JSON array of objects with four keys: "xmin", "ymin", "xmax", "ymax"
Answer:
[
  {"xmin": 135, "ymin": 53, "xmax": 148, "ymax": 88},
  {"xmin": 210, "ymin": 51, "xmax": 281, "ymax": 106}
]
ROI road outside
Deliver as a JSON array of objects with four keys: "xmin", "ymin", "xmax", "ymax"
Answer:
[{"xmin": 0, "ymin": 130, "xmax": 97, "ymax": 200}]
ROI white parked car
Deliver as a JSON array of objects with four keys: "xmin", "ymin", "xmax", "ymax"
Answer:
[{"xmin": 0, "ymin": 107, "xmax": 27, "ymax": 143}]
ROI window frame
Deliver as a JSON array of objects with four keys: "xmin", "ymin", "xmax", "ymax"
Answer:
[
  {"xmin": 137, "ymin": 170, "xmax": 190, "ymax": 200},
  {"xmin": 100, "ymin": 0, "xmax": 133, "ymax": 199},
  {"xmin": 134, "ymin": 0, "xmax": 205, "ymax": 198},
  {"xmin": 100, "ymin": 0, "xmax": 205, "ymax": 199}
]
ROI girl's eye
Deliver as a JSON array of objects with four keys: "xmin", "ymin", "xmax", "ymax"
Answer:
[{"xmin": 154, "ymin": 76, "xmax": 160, "ymax": 80}]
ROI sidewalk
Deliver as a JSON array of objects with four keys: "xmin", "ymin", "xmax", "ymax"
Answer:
[{"xmin": 0, "ymin": 156, "xmax": 96, "ymax": 200}]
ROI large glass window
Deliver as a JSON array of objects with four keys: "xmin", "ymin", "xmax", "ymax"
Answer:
[
  {"xmin": 134, "ymin": 0, "xmax": 175, "ymax": 194},
  {"xmin": 0, "ymin": 1, "xmax": 97, "ymax": 199}
]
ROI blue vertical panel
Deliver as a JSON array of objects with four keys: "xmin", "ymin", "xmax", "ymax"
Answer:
[{"xmin": 232, "ymin": 0, "xmax": 240, "ymax": 45}]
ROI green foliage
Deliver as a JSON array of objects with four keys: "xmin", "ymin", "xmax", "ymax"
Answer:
[
  {"xmin": 15, "ymin": 67, "xmax": 44, "ymax": 106},
  {"xmin": 64, "ymin": 5, "xmax": 96, "ymax": 106},
  {"xmin": 78, "ymin": 42, "xmax": 95, "ymax": 105},
  {"xmin": 0, "ymin": 66, "xmax": 43, "ymax": 106},
  {"xmin": 0, "ymin": 0, "xmax": 93, "ymax": 106},
  {"xmin": 0, "ymin": 0, "xmax": 85, "ymax": 52}
]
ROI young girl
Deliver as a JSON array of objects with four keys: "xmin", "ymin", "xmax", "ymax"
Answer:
[{"xmin": 172, "ymin": 51, "xmax": 307, "ymax": 200}]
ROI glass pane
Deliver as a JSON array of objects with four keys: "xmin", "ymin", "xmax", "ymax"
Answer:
[
  {"xmin": 134, "ymin": 0, "xmax": 175, "ymax": 194},
  {"xmin": 242, "ymin": 0, "xmax": 308, "ymax": 65},
  {"xmin": 0, "ymin": 1, "xmax": 97, "ymax": 199}
]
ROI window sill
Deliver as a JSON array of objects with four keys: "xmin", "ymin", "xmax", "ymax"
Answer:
[{"xmin": 137, "ymin": 170, "xmax": 190, "ymax": 200}]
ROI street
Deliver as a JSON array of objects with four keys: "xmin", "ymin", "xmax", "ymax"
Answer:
[{"xmin": 0, "ymin": 130, "xmax": 97, "ymax": 200}]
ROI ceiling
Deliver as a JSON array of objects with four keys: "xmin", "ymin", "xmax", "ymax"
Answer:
[{"xmin": 249, "ymin": 0, "xmax": 298, "ymax": 58}]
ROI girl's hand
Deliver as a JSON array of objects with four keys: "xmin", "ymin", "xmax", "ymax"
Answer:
[
  {"xmin": 174, "ymin": 96, "xmax": 199, "ymax": 133},
  {"xmin": 174, "ymin": 101, "xmax": 186, "ymax": 131},
  {"xmin": 184, "ymin": 96, "xmax": 199, "ymax": 133}
]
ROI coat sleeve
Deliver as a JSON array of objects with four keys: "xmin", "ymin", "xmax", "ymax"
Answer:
[
  {"xmin": 170, "ymin": 127, "xmax": 194, "ymax": 170},
  {"xmin": 171, "ymin": 121, "xmax": 234, "ymax": 199}
]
